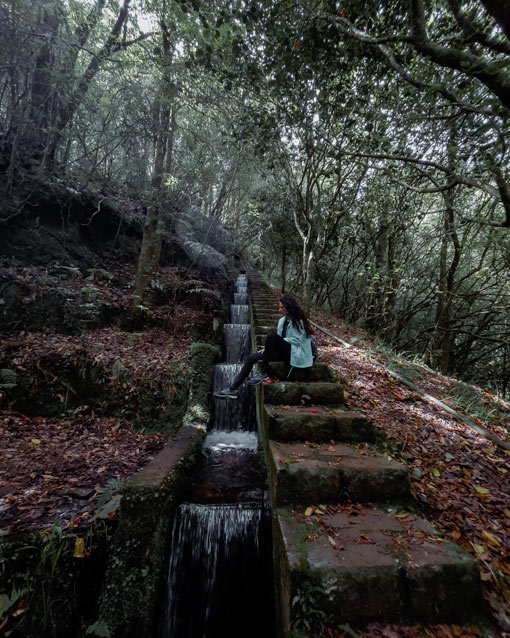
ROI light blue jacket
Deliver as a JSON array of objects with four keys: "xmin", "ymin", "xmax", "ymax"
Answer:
[{"xmin": 277, "ymin": 316, "xmax": 313, "ymax": 368}]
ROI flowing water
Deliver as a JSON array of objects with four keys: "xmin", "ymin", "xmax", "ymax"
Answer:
[
  {"xmin": 161, "ymin": 503, "xmax": 272, "ymax": 638},
  {"xmin": 212, "ymin": 364, "xmax": 254, "ymax": 431},
  {"xmin": 160, "ymin": 274, "xmax": 275, "ymax": 638},
  {"xmin": 223, "ymin": 324, "xmax": 251, "ymax": 363},
  {"xmin": 230, "ymin": 304, "xmax": 249, "ymax": 324}
]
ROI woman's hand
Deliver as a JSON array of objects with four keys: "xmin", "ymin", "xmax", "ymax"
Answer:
[{"xmin": 258, "ymin": 348, "xmax": 265, "ymax": 354}]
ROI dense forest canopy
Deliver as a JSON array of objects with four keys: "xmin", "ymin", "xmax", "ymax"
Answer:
[{"xmin": 1, "ymin": 0, "xmax": 509, "ymax": 396}]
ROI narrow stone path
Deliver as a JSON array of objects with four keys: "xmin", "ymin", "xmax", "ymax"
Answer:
[{"xmin": 248, "ymin": 273, "xmax": 486, "ymax": 636}]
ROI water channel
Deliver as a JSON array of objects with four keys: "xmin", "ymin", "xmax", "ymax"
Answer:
[{"xmin": 160, "ymin": 274, "xmax": 275, "ymax": 638}]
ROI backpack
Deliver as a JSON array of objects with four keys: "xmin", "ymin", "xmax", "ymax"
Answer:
[{"xmin": 310, "ymin": 335, "xmax": 317, "ymax": 361}]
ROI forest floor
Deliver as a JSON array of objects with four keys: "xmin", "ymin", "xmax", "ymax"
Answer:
[
  {"xmin": 1, "ymin": 270, "xmax": 510, "ymax": 637},
  {"xmin": 0, "ymin": 264, "xmax": 211, "ymax": 533},
  {"xmin": 309, "ymin": 307, "xmax": 510, "ymax": 638}
]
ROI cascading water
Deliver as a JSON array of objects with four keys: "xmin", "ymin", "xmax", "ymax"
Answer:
[
  {"xmin": 230, "ymin": 304, "xmax": 248, "ymax": 324},
  {"xmin": 212, "ymin": 364, "xmax": 253, "ymax": 431},
  {"xmin": 161, "ymin": 503, "xmax": 272, "ymax": 638},
  {"xmin": 223, "ymin": 324, "xmax": 251, "ymax": 363},
  {"xmin": 233, "ymin": 292, "xmax": 248, "ymax": 305},
  {"xmin": 160, "ymin": 274, "xmax": 275, "ymax": 638}
]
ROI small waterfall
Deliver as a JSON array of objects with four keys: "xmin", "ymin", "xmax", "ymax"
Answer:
[
  {"xmin": 161, "ymin": 503, "xmax": 272, "ymax": 638},
  {"xmin": 194, "ymin": 431, "xmax": 263, "ymax": 502},
  {"xmin": 224, "ymin": 324, "xmax": 251, "ymax": 363},
  {"xmin": 212, "ymin": 364, "xmax": 253, "ymax": 431},
  {"xmin": 204, "ymin": 430, "xmax": 258, "ymax": 451},
  {"xmin": 234, "ymin": 292, "xmax": 248, "ymax": 304},
  {"xmin": 160, "ymin": 273, "xmax": 275, "ymax": 638},
  {"xmin": 230, "ymin": 304, "xmax": 249, "ymax": 324}
]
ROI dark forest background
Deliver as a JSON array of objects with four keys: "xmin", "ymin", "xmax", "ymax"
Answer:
[{"xmin": 1, "ymin": 0, "xmax": 510, "ymax": 397}]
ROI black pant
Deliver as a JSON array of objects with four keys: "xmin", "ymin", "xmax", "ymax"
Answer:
[{"xmin": 230, "ymin": 332, "xmax": 291, "ymax": 390}]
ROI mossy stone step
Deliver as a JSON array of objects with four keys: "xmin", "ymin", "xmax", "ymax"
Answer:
[
  {"xmin": 264, "ymin": 381, "xmax": 345, "ymax": 406},
  {"xmin": 267, "ymin": 362, "xmax": 337, "ymax": 383},
  {"xmin": 265, "ymin": 405, "xmax": 374, "ymax": 443},
  {"xmin": 275, "ymin": 506, "xmax": 484, "ymax": 629},
  {"xmin": 253, "ymin": 318, "xmax": 281, "ymax": 328},
  {"xmin": 250, "ymin": 295, "xmax": 277, "ymax": 302},
  {"xmin": 269, "ymin": 441, "xmax": 411, "ymax": 505},
  {"xmin": 254, "ymin": 325, "xmax": 277, "ymax": 335}
]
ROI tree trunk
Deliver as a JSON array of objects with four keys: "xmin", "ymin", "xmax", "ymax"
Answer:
[
  {"xmin": 302, "ymin": 239, "xmax": 314, "ymax": 312},
  {"xmin": 281, "ymin": 245, "xmax": 287, "ymax": 293},
  {"xmin": 426, "ymin": 139, "xmax": 461, "ymax": 371},
  {"xmin": 128, "ymin": 21, "xmax": 174, "ymax": 317}
]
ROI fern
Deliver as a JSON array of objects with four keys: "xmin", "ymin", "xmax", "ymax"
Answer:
[
  {"xmin": 86, "ymin": 268, "xmax": 113, "ymax": 281},
  {"xmin": 0, "ymin": 369, "xmax": 17, "ymax": 389},
  {"xmin": 86, "ymin": 620, "xmax": 112, "ymax": 637},
  {"xmin": 96, "ymin": 478, "xmax": 124, "ymax": 511}
]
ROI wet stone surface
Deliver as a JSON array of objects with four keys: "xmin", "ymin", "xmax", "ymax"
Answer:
[
  {"xmin": 270, "ymin": 440, "xmax": 411, "ymax": 505},
  {"xmin": 264, "ymin": 381, "xmax": 345, "ymax": 406},
  {"xmin": 266, "ymin": 405, "xmax": 375, "ymax": 443},
  {"xmin": 276, "ymin": 505, "xmax": 484, "ymax": 625}
]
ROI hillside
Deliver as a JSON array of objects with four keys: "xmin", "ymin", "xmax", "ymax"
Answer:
[{"xmin": 0, "ymin": 251, "xmax": 509, "ymax": 635}]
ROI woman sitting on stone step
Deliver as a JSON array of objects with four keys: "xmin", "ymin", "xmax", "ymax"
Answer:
[{"xmin": 214, "ymin": 294, "xmax": 314, "ymax": 399}]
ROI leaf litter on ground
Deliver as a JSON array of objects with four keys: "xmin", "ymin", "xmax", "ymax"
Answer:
[{"xmin": 309, "ymin": 308, "xmax": 510, "ymax": 638}]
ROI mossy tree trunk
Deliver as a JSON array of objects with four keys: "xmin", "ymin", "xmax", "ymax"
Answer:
[{"xmin": 128, "ymin": 19, "xmax": 176, "ymax": 317}]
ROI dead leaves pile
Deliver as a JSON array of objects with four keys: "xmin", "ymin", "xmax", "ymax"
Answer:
[
  {"xmin": 310, "ymin": 317, "xmax": 510, "ymax": 637},
  {"xmin": 0, "ymin": 411, "xmax": 166, "ymax": 532}
]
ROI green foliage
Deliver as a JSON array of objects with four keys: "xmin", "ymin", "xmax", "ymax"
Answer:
[
  {"xmin": 86, "ymin": 269, "xmax": 114, "ymax": 281},
  {"xmin": 291, "ymin": 583, "xmax": 328, "ymax": 634},
  {"xmin": 447, "ymin": 381, "xmax": 504, "ymax": 425},
  {"xmin": 40, "ymin": 524, "xmax": 66, "ymax": 578},
  {"xmin": 0, "ymin": 369, "xmax": 17, "ymax": 390},
  {"xmin": 0, "ymin": 587, "xmax": 28, "ymax": 619},
  {"xmin": 96, "ymin": 478, "xmax": 124, "ymax": 511},
  {"xmin": 86, "ymin": 620, "xmax": 112, "ymax": 637}
]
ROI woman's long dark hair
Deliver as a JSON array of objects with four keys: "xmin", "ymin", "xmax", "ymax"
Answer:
[{"xmin": 280, "ymin": 294, "xmax": 313, "ymax": 337}]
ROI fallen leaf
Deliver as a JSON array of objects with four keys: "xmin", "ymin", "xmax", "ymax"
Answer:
[
  {"xmin": 481, "ymin": 530, "xmax": 501, "ymax": 546},
  {"xmin": 73, "ymin": 537, "xmax": 85, "ymax": 558},
  {"xmin": 474, "ymin": 486, "xmax": 489, "ymax": 495},
  {"xmin": 304, "ymin": 507, "xmax": 313, "ymax": 516}
]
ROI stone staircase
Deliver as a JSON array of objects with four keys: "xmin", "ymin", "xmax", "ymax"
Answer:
[{"xmin": 247, "ymin": 273, "xmax": 486, "ymax": 637}]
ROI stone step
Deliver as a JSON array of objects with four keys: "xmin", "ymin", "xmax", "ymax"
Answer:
[
  {"xmin": 263, "ymin": 381, "xmax": 345, "ymax": 406},
  {"xmin": 255, "ymin": 324, "xmax": 277, "ymax": 333},
  {"xmin": 265, "ymin": 405, "xmax": 374, "ymax": 443},
  {"xmin": 269, "ymin": 441, "xmax": 411, "ymax": 506},
  {"xmin": 253, "ymin": 318, "xmax": 281, "ymax": 328},
  {"xmin": 250, "ymin": 294, "xmax": 276, "ymax": 302},
  {"xmin": 268, "ymin": 362, "xmax": 337, "ymax": 383},
  {"xmin": 275, "ymin": 505, "xmax": 484, "ymax": 629}
]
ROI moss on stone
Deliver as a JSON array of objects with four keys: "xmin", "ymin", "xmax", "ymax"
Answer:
[
  {"xmin": 95, "ymin": 427, "xmax": 206, "ymax": 638},
  {"xmin": 182, "ymin": 342, "xmax": 221, "ymax": 429}
]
